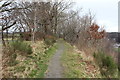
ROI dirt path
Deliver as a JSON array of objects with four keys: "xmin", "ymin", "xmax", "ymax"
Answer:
[{"xmin": 45, "ymin": 40, "xmax": 65, "ymax": 78}]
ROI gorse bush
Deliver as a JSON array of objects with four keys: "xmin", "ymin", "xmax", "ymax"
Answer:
[
  {"xmin": 44, "ymin": 38, "xmax": 56, "ymax": 45},
  {"xmin": 44, "ymin": 36, "xmax": 56, "ymax": 47},
  {"xmin": 93, "ymin": 51, "xmax": 117, "ymax": 77},
  {"xmin": 9, "ymin": 40, "xmax": 32, "ymax": 55}
]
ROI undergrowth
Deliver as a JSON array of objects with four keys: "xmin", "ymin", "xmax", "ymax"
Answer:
[
  {"xmin": 61, "ymin": 41, "xmax": 101, "ymax": 78},
  {"xmin": 93, "ymin": 51, "xmax": 118, "ymax": 78},
  {"xmin": 2, "ymin": 40, "xmax": 58, "ymax": 78},
  {"xmin": 9, "ymin": 40, "xmax": 32, "ymax": 55},
  {"xmin": 29, "ymin": 42, "xmax": 58, "ymax": 78}
]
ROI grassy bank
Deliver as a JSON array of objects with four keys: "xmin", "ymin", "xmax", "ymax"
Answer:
[
  {"xmin": 61, "ymin": 41, "xmax": 102, "ymax": 78},
  {"xmin": 28, "ymin": 41, "xmax": 58, "ymax": 78},
  {"xmin": 3, "ymin": 41, "xmax": 58, "ymax": 78}
]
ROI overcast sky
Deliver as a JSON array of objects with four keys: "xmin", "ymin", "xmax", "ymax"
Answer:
[
  {"xmin": 72, "ymin": 0, "xmax": 119, "ymax": 32},
  {"xmin": 0, "ymin": 0, "xmax": 119, "ymax": 32}
]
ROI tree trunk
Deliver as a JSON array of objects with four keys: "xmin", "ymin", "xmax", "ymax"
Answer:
[
  {"xmin": 32, "ymin": 3, "xmax": 37, "ymax": 43},
  {"xmin": 2, "ymin": 27, "xmax": 5, "ymax": 46}
]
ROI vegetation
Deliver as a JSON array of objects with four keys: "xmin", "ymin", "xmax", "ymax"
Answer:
[
  {"xmin": 44, "ymin": 36, "xmax": 56, "ymax": 47},
  {"xmin": 2, "ymin": 41, "xmax": 58, "ymax": 78},
  {"xmin": 0, "ymin": 0, "xmax": 118, "ymax": 78},
  {"xmin": 93, "ymin": 51, "xmax": 118, "ymax": 78},
  {"xmin": 9, "ymin": 40, "xmax": 33, "ymax": 55},
  {"xmin": 118, "ymin": 48, "xmax": 120, "ymax": 78},
  {"xmin": 29, "ymin": 42, "xmax": 58, "ymax": 78},
  {"xmin": 61, "ymin": 41, "xmax": 102, "ymax": 78},
  {"xmin": 118, "ymin": 48, "xmax": 120, "ymax": 53}
]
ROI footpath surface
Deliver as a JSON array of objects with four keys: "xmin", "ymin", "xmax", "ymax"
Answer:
[{"xmin": 45, "ymin": 41, "xmax": 65, "ymax": 78}]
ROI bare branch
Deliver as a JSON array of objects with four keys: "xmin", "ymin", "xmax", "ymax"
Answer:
[{"xmin": 2, "ymin": 21, "xmax": 16, "ymax": 31}]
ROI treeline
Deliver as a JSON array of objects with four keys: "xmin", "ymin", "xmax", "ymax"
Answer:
[
  {"xmin": 0, "ymin": 0, "xmax": 119, "ymax": 78},
  {"xmin": 0, "ymin": 0, "xmax": 117, "ymax": 64},
  {"xmin": 0, "ymin": 0, "xmax": 104, "ymax": 45},
  {"xmin": 0, "ymin": 0, "xmax": 118, "ymax": 62},
  {"xmin": 0, "ymin": 0, "xmax": 77, "ymax": 45}
]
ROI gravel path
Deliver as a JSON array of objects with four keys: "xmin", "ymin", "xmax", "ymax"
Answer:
[{"xmin": 45, "ymin": 41, "xmax": 65, "ymax": 78}]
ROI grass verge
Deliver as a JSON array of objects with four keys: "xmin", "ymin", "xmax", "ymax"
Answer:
[
  {"xmin": 31, "ymin": 42, "xmax": 58, "ymax": 78},
  {"xmin": 61, "ymin": 41, "xmax": 102, "ymax": 78},
  {"xmin": 3, "ymin": 41, "xmax": 58, "ymax": 78}
]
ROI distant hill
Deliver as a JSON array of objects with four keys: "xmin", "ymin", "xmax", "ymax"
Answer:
[{"xmin": 107, "ymin": 32, "xmax": 120, "ymax": 43}]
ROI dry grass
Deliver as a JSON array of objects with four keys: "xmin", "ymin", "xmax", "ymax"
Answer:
[
  {"xmin": 61, "ymin": 41, "xmax": 102, "ymax": 78},
  {"xmin": 2, "ymin": 40, "xmax": 59, "ymax": 78},
  {"xmin": 2, "ymin": 40, "xmax": 56, "ymax": 78}
]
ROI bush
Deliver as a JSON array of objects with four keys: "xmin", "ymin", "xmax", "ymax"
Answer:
[
  {"xmin": 8, "ymin": 60, "xmax": 19, "ymax": 66},
  {"xmin": 9, "ymin": 40, "xmax": 32, "ymax": 55},
  {"xmin": 44, "ymin": 37, "xmax": 56, "ymax": 47},
  {"xmin": 93, "ymin": 51, "xmax": 117, "ymax": 77}
]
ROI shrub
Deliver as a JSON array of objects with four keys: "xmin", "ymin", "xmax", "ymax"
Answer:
[
  {"xmin": 9, "ymin": 40, "xmax": 32, "ymax": 55},
  {"xmin": 15, "ymin": 66, "xmax": 26, "ymax": 72},
  {"xmin": 8, "ymin": 60, "xmax": 19, "ymax": 66},
  {"xmin": 7, "ymin": 53, "xmax": 18, "ymax": 66},
  {"xmin": 93, "ymin": 51, "xmax": 117, "ymax": 77},
  {"xmin": 118, "ymin": 48, "xmax": 120, "ymax": 53},
  {"xmin": 44, "ymin": 37, "xmax": 56, "ymax": 47}
]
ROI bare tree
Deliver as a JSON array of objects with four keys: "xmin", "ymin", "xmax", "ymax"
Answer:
[{"xmin": 0, "ymin": 0, "xmax": 30, "ymax": 45}]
